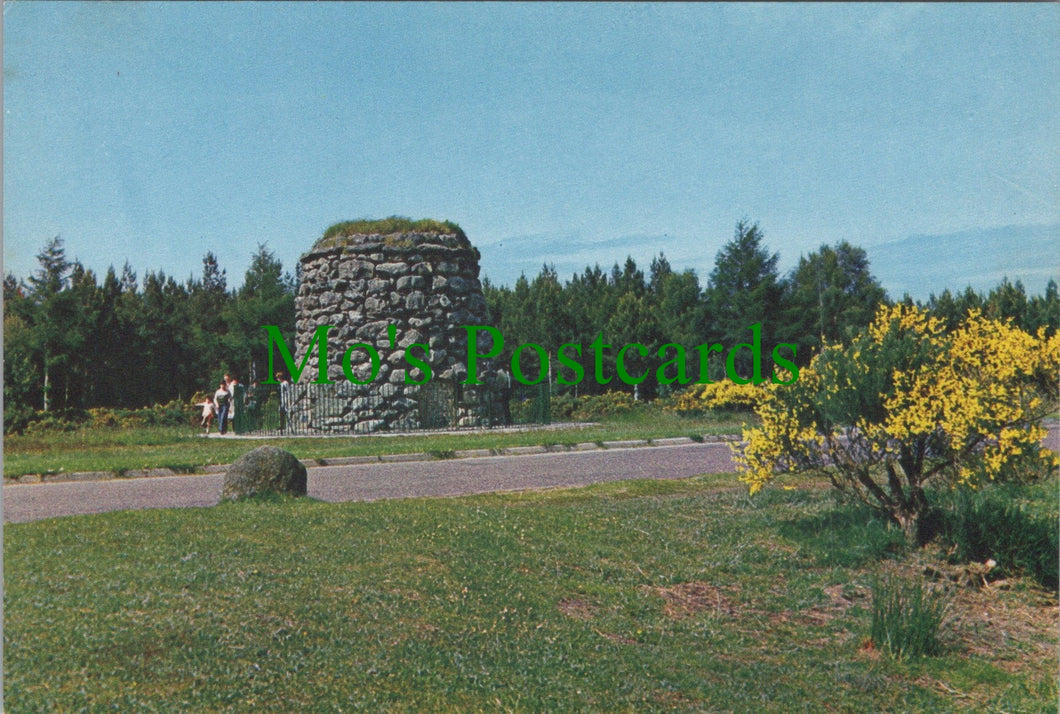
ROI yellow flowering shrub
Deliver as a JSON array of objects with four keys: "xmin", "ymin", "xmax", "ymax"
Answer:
[
  {"xmin": 668, "ymin": 379, "xmax": 767, "ymax": 413},
  {"xmin": 735, "ymin": 304, "xmax": 1058, "ymax": 542},
  {"xmin": 549, "ymin": 391, "xmax": 638, "ymax": 421}
]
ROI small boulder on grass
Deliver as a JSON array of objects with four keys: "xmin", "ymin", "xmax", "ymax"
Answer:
[{"xmin": 222, "ymin": 446, "xmax": 307, "ymax": 501}]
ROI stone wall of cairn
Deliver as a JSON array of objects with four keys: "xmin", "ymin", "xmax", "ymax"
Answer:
[{"xmin": 293, "ymin": 230, "xmax": 506, "ymax": 433}]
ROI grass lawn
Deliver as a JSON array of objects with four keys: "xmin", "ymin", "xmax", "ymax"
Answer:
[
  {"xmin": 2, "ymin": 409, "xmax": 747, "ymax": 479},
  {"xmin": 5, "ymin": 474, "xmax": 1056, "ymax": 711}
]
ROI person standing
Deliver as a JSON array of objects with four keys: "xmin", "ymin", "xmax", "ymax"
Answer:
[
  {"xmin": 198, "ymin": 397, "xmax": 216, "ymax": 434},
  {"xmin": 276, "ymin": 372, "xmax": 293, "ymax": 433},
  {"xmin": 229, "ymin": 376, "xmax": 245, "ymax": 433},
  {"xmin": 214, "ymin": 380, "xmax": 231, "ymax": 435},
  {"xmin": 245, "ymin": 379, "xmax": 260, "ymax": 431}
]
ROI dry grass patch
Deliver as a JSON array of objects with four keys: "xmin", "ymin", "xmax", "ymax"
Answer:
[
  {"xmin": 557, "ymin": 597, "xmax": 599, "ymax": 620},
  {"xmin": 652, "ymin": 581, "xmax": 743, "ymax": 619},
  {"xmin": 649, "ymin": 579, "xmax": 871, "ymax": 629},
  {"xmin": 870, "ymin": 553, "xmax": 1058, "ymax": 694},
  {"xmin": 948, "ymin": 584, "xmax": 1058, "ymax": 668}
]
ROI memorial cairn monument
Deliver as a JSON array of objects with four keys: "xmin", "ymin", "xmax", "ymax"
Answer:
[{"xmin": 288, "ymin": 218, "xmax": 509, "ymax": 433}]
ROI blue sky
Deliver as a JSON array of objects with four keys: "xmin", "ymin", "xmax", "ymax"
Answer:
[{"xmin": 4, "ymin": 3, "xmax": 1057, "ymax": 297}]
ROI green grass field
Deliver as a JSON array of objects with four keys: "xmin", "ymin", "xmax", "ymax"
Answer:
[
  {"xmin": 3, "ymin": 409, "xmax": 746, "ymax": 479},
  {"xmin": 5, "ymin": 475, "xmax": 1056, "ymax": 711}
]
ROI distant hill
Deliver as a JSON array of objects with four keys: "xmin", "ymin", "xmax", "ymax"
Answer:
[{"xmin": 866, "ymin": 224, "xmax": 1059, "ymax": 301}]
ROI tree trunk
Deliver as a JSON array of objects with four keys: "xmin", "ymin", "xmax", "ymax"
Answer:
[
  {"xmin": 895, "ymin": 502, "xmax": 942, "ymax": 547},
  {"xmin": 894, "ymin": 510, "xmax": 919, "ymax": 545}
]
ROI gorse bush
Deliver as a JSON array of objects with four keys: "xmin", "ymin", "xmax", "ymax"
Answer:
[
  {"xmin": 21, "ymin": 411, "xmax": 84, "ymax": 435},
  {"xmin": 736, "ymin": 305, "xmax": 1059, "ymax": 543},
  {"xmin": 550, "ymin": 391, "xmax": 639, "ymax": 421},
  {"xmin": 939, "ymin": 486, "xmax": 1059, "ymax": 591},
  {"xmin": 870, "ymin": 576, "xmax": 948, "ymax": 658},
  {"xmin": 667, "ymin": 379, "xmax": 766, "ymax": 414},
  {"xmin": 11, "ymin": 400, "xmax": 194, "ymax": 435}
]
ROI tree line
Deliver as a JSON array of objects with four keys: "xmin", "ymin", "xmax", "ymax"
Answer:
[
  {"xmin": 483, "ymin": 220, "xmax": 1058, "ymax": 399},
  {"xmin": 4, "ymin": 238, "xmax": 295, "ymax": 425},
  {"xmin": 4, "ymin": 222, "xmax": 1057, "ymax": 426}
]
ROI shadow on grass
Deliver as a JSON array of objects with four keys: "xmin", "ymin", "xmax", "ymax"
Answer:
[
  {"xmin": 936, "ymin": 485, "xmax": 1059, "ymax": 591},
  {"xmin": 777, "ymin": 499, "xmax": 908, "ymax": 568},
  {"xmin": 774, "ymin": 481, "xmax": 1059, "ymax": 591},
  {"xmin": 218, "ymin": 492, "xmax": 316, "ymax": 506}
]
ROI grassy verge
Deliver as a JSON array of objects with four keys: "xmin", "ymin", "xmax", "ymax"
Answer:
[
  {"xmin": 5, "ymin": 475, "xmax": 1056, "ymax": 711},
  {"xmin": 3, "ymin": 409, "xmax": 747, "ymax": 479}
]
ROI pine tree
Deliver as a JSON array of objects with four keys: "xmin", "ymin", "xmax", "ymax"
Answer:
[
  {"xmin": 703, "ymin": 220, "xmax": 783, "ymax": 380},
  {"xmin": 780, "ymin": 241, "xmax": 887, "ymax": 362},
  {"xmin": 223, "ymin": 244, "xmax": 296, "ymax": 383}
]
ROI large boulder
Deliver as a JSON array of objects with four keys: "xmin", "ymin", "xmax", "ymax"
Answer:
[{"xmin": 221, "ymin": 446, "xmax": 308, "ymax": 500}]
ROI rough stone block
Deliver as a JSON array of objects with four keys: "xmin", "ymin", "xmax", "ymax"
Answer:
[
  {"xmin": 405, "ymin": 291, "xmax": 426, "ymax": 311},
  {"xmin": 376, "ymin": 262, "xmax": 409, "ymax": 276},
  {"xmin": 448, "ymin": 277, "xmax": 470, "ymax": 295},
  {"xmin": 396, "ymin": 275, "xmax": 426, "ymax": 291}
]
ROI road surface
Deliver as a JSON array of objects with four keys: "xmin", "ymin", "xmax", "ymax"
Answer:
[
  {"xmin": 3, "ymin": 442, "xmax": 738, "ymax": 523},
  {"xmin": 6, "ymin": 426, "xmax": 1056, "ymax": 524}
]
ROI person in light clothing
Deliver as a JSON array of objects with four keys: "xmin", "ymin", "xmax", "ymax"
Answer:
[
  {"xmin": 198, "ymin": 398, "xmax": 216, "ymax": 433},
  {"xmin": 276, "ymin": 372, "xmax": 293, "ymax": 433}
]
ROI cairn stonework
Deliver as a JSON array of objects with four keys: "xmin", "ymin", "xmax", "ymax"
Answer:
[{"xmin": 292, "ymin": 223, "xmax": 507, "ymax": 433}]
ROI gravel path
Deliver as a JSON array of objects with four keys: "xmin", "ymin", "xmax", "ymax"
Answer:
[{"xmin": 2, "ymin": 442, "xmax": 737, "ymax": 523}]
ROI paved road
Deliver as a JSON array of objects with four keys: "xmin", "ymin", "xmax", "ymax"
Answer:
[
  {"xmin": 2, "ymin": 442, "xmax": 738, "ymax": 523},
  {"xmin": 6, "ymin": 427, "xmax": 1056, "ymax": 524}
]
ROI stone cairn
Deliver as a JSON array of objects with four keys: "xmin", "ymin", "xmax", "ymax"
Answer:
[{"xmin": 292, "ymin": 220, "xmax": 507, "ymax": 433}]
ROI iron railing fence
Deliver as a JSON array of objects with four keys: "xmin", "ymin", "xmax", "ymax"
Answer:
[{"xmin": 228, "ymin": 379, "xmax": 549, "ymax": 436}]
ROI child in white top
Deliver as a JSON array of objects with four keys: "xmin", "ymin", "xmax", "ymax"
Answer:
[{"xmin": 199, "ymin": 399, "xmax": 216, "ymax": 433}]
